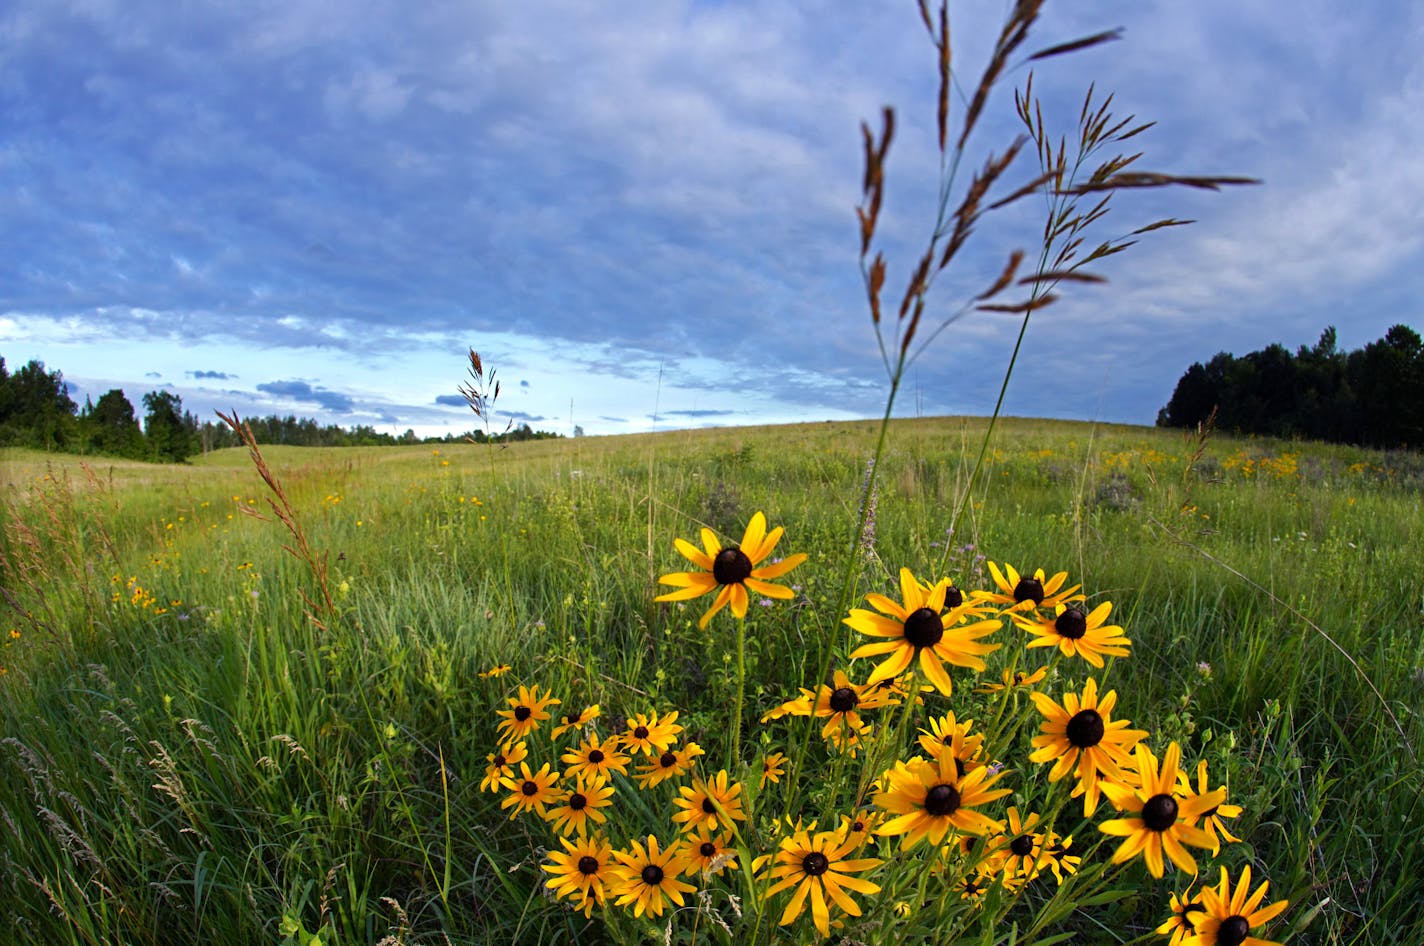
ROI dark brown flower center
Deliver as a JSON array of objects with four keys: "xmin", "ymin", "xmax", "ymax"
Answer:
[
  {"xmin": 659, "ymin": 751, "xmax": 678, "ymax": 768},
  {"xmin": 801, "ymin": 852, "xmax": 829, "ymax": 876},
  {"xmin": 1065, "ymin": 708, "xmax": 1105, "ymax": 747},
  {"xmin": 640, "ymin": 864, "xmax": 664, "ymax": 886},
  {"xmin": 712, "ymin": 547, "xmax": 753, "ymax": 585},
  {"xmin": 1010, "ymin": 835, "xmax": 1034, "ymax": 856},
  {"xmin": 700, "ymin": 841, "xmax": 716, "ymax": 857},
  {"xmin": 1142, "ymin": 794, "xmax": 1179, "ymax": 831},
  {"xmin": 1217, "ymin": 916, "xmax": 1251, "ymax": 946},
  {"xmin": 924, "ymin": 783, "xmax": 961, "ymax": 817},
  {"xmin": 943, "ymin": 585, "xmax": 964, "ymax": 608},
  {"xmin": 565, "ymin": 711, "xmax": 581, "ymax": 724},
  {"xmin": 492, "ymin": 754, "xmax": 506, "ymax": 767},
  {"xmin": 568, "ymin": 793, "xmax": 587, "ymax": 810},
  {"xmin": 514, "ymin": 706, "xmax": 532, "ymax": 721},
  {"xmin": 577, "ymin": 855, "xmax": 600, "ymax": 875},
  {"xmin": 1013, "ymin": 576, "xmax": 1045, "ymax": 604},
  {"xmin": 633, "ymin": 726, "xmax": 649, "ymax": 740},
  {"xmin": 701, "ymin": 797, "xmax": 717, "ymax": 814},
  {"xmin": 588, "ymin": 749, "xmax": 605, "ymax": 764},
  {"xmin": 903, "ymin": 608, "xmax": 944, "ymax": 648},
  {"xmin": 1055, "ymin": 607, "xmax": 1087, "ymax": 639},
  {"xmin": 829, "ymin": 686, "xmax": 859, "ymax": 713},
  {"xmin": 521, "ymin": 780, "xmax": 538, "ymax": 796}
]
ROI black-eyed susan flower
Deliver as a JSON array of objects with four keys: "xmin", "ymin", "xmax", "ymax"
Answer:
[
  {"xmin": 1157, "ymin": 888, "xmax": 1208, "ymax": 946},
  {"xmin": 1179, "ymin": 759, "xmax": 1243, "ymax": 855},
  {"xmin": 996, "ymin": 806, "xmax": 1048, "ymax": 882},
  {"xmin": 1014, "ymin": 601, "xmax": 1131, "ymax": 667},
  {"xmin": 561, "ymin": 734, "xmax": 630, "ymax": 781},
  {"xmin": 654, "ymin": 512, "xmax": 807, "ymax": 628},
  {"xmin": 760, "ymin": 751, "xmax": 788, "ymax": 788},
  {"xmin": 976, "ymin": 562, "xmax": 1082, "ymax": 614},
  {"xmin": 479, "ymin": 740, "xmax": 528, "ymax": 794},
  {"xmin": 764, "ymin": 826, "xmax": 882, "ymax": 938},
  {"xmin": 1099, "ymin": 742, "xmax": 1225, "ymax": 878},
  {"xmin": 811, "ymin": 669, "xmax": 898, "ymax": 741},
  {"xmin": 955, "ymin": 872, "xmax": 991, "ymax": 904},
  {"xmin": 620, "ymin": 710, "xmax": 682, "ymax": 757},
  {"xmin": 478, "ymin": 663, "xmax": 512, "ymax": 679},
  {"xmin": 974, "ymin": 665, "xmax": 1049, "ymax": 694},
  {"xmin": 633, "ymin": 742, "xmax": 704, "ymax": 788},
  {"xmin": 915, "ymin": 711, "xmax": 986, "ymax": 770},
  {"xmin": 760, "ymin": 691, "xmax": 813, "ymax": 722},
  {"xmin": 824, "ymin": 717, "xmax": 873, "ymax": 757},
  {"xmin": 552, "ymin": 704, "xmax": 601, "ymax": 739},
  {"xmin": 671, "ymin": 769, "xmax": 747, "ymax": 833},
  {"xmin": 1029, "ymin": 677, "xmax": 1147, "ymax": 815},
  {"xmin": 543, "ymin": 777, "xmax": 615, "ymax": 837},
  {"xmin": 543, "ymin": 833, "xmax": 614, "ymax": 917},
  {"xmin": 1040, "ymin": 831, "xmax": 1081, "ymax": 883},
  {"xmin": 846, "ymin": 567, "xmax": 1001, "ymax": 696},
  {"xmin": 609, "ymin": 835, "xmax": 694, "ymax": 918},
  {"xmin": 677, "ymin": 827, "xmax": 738, "ymax": 876},
  {"xmin": 837, "ymin": 810, "xmax": 883, "ymax": 850},
  {"xmin": 499, "ymin": 760, "xmax": 561, "ymax": 820},
  {"xmin": 495, "ymin": 685, "xmax": 560, "ymax": 744},
  {"xmin": 874, "ymin": 747, "xmax": 1010, "ymax": 850},
  {"xmin": 1183, "ymin": 864, "xmax": 1289, "ymax": 946}
]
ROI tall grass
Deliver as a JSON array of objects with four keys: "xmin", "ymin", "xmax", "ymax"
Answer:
[{"xmin": 3, "ymin": 420, "xmax": 1422, "ymax": 944}]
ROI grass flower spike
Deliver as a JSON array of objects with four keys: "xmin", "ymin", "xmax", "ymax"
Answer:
[
  {"xmin": 846, "ymin": 567, "xmax": 1001, "ymax": 695},
  {"xmin": 654, "ymin": 511, "xmax": 806, "ymax": 628}
]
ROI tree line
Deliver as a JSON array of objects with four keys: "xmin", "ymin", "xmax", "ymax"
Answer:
[
  {"xmin": 0, "ymin": 354, "xmax": 562, "ymax": 463},
  {"xmin": 1156, "ymin": 325, "xmax": 1424, "ymax": 449}
]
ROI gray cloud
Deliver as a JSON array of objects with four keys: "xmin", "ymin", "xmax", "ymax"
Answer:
[
  {"xmin": 255, "ymin": 379, "xmax": 354, "ymax": 413},
  {"xmin": 189, "ymin": 369, "xmax": 235, "ymax": 380}
]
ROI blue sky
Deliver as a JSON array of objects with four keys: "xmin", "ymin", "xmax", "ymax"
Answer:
[{"xmin": 3, "ymin": 0, "xmax": 1421, "ymax": 437}]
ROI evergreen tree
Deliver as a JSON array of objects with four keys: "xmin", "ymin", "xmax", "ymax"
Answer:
[
  {"xmin": 142, "ymin": 390, "xmax": 192, "ymax": 462},
  {"xmin": 88, "ymin": 389, "xmax": 146, "ymax": 458}
]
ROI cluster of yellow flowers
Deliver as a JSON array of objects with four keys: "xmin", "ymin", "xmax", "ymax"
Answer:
[{"xmin": 484, "ymin": 513, "xmax": 1289, "ymax": 944}]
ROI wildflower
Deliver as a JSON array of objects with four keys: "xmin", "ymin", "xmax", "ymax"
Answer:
[
  {"xmin": 543, "ymin": 834, "xmax": 614, "ymax": 917},
  {"xmin": 552, "ymin": 704, "xmax": 601, "ymax": 738},
  {"xmin": 1158, "ymin": 888, "xmax": 1208, "ymax": 946},
  {"xmin": 672, "ymin": 769, "xmax": 747, "ymax": 833},
  {"xmin": 837, "ymin": 810, "xmax": 883, "ymax": 849},
  {"xmin": 499, "ymin": 761, "xmax": 561, "ymax": 820},
  {"xmin": 1184, "ymin": 865, "xmax": 1289, "ymax": 946},
  {"xmin": 974, "ymin": 665, "xmax": 1049, "ymax": 693},
  {"xmin": 561, "ymin": 734, "xmax": 631, "ymax": 782},
  {"xmin": 609, "ymin": 835, "xmax": 694, "ymax": 918},
  {"xmin": 495, "ymin": 685, "xmax": 560, "ymax": 744},
  {"xmin": 846, "ymin": 567, "xmax": 1001, "ymax": 696},
  {"xmin": 811, "ymin": 669, "xmax": 898, "ymax": 741},
  {"xmin": 875, "ymin": 748, "xmax": 1010, "ymax": 850},
  {"xmin": 544, "ymin": 777, "xmax": 615, "ymax": 838},
  {"xmin": 763, "ymin": 826, "xmax": 882, "ymax": 937},
  {"xmin": 976, "ymin": 562, "xmax": 1082, "ymax": 614},
  {"xmin": 1099, "ymin": 742, "xmax": 1225, "ymax": 878},
  {"xmin": 1180, "ymin": 759, "xmax": 1243, "ymax": 854},
  {"xmin": 620, "ymin": 710, "xmax": 683, "ymax": 756},
  {"xmin": 677, "ymin": 827, "xmax": 738, "ymax": 876},
  {"xmin": 654, "ymin": 511, "xmax": 807, "ymax": 628},
  {"xmin": 634, "ymin": 742, "xmax": 704, "ymax": 788},
  {"xmin": 760, "ymin": 751, "xmax": 788, "ymax": 788},
  {"xmin": 1040, "ymin": 831, "xmax": 1081, "ymax": 884},
  {"xmin": 1014, "ymin": 601, "xmax": 1131, "ymax": 667},
  {"xmin": 915, "ymin": 711, "xmax": 986, "ymax": 770},
  {"xmin": 480, "ymin": 740, "xmax": 528, "ymax": 793},
  {"xmin": 1029, "ymin": 677, "xmax": 1148, "ymax": 815},
  {"xmin": 761, "ymin": 691, "xmax": 813, "ymax": 722},
  {"xmin": 995, "ymin": 806, "xmax": 1048, "ymax": 882}
]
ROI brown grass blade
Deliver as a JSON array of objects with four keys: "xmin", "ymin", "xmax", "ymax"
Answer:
[
  {"xmin": 1028, "ymin": 27, "xmax": 1122, "ymax": 61},
  {"xmin": 1018, "ymin": 270, "xmax": 1106, "ymax": 285},
  {"xmin": 976, "ymin": 293, "xmax": 1059, "ymax": 313},
  {"xmin": 977, "ymin": 249, "xmax": 1025, "ymax": 300}
]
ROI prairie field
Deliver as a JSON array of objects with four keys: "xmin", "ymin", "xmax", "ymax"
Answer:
[{"xmin": 2, "ymin": 417, "xmax": 1422, "ymax": 945}]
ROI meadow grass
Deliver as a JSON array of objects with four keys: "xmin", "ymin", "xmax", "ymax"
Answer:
[{"xmin": 2, "ymin": 418, "xmax": 1421, "ymax": 945}]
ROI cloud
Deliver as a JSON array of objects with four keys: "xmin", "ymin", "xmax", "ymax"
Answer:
[
  {"xmin": 502, "ymin": 410, "xmax": 547, "ymax": 423},
  {"xmin": 433, "ymin": 394, "xmax": 468, "ymax": 407},
  {"xmin": 255, "ymin": 379, "xmax": 354, "ymax": 413},
  {"xmin": 145, "ymin": 371, "xmax": 161, "ymax": 378},
  {"xmin": 662, "ymin": 409, "xmax": 736, "ymax": 418},
  {"xmin": 188, "ymin": 369, "xmax": 234, "ymax": 380}
]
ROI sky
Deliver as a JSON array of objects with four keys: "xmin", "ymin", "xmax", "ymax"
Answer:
[{"xmin": 2, "ymin": 0, "xmax": 1421, "ymax": 438}]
